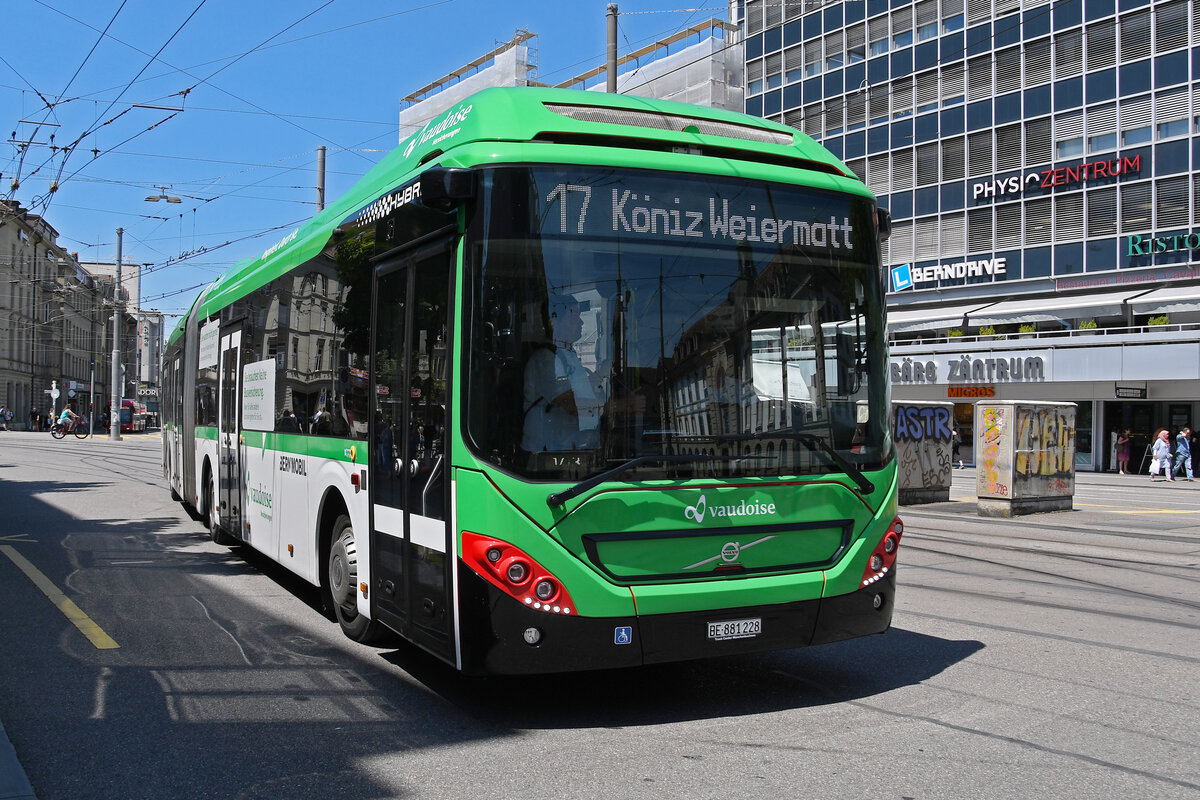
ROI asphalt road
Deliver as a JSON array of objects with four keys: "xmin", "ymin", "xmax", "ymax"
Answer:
[{"xmin": 0, "ymin": 431, "xmax": 1196, "ymax": 799}]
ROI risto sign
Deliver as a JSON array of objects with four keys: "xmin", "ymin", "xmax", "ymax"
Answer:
[{"xmin": 1126, "ymin": 230, "xmax": 1200, "ymax": 257}]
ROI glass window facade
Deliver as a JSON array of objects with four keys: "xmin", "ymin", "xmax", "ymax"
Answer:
[{"xmin": 744, "ymin": 0, "xmax": 1197, "ymax": 293}]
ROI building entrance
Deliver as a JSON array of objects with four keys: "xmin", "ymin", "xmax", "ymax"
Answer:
[{"xmin": 1102, "ymin": 402, "xmax": 1155, "ymax": 473}]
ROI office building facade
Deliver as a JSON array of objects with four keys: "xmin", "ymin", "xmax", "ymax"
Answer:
[{"xmin": 742, "ymin": 0, "xmax": 1200, "ymax": 470}]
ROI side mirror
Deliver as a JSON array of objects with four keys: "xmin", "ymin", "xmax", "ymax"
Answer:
[
  {"xmin": 420, "ymin": 167, "xmax": 475, "ymax": 211},
  {"xmin": 876, "ymin": 206, "xmax": 892, "ymax": 241}
]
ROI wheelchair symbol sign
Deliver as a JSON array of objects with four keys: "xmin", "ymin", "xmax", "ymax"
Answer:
[{"xmin": 614, "ymin": 626, "xmax": 633, "ymax": 645}]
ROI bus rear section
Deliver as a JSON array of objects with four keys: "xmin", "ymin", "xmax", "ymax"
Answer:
[{"xmin": 121, "ymin": 399, "xmax": 147, "ymax": 432}]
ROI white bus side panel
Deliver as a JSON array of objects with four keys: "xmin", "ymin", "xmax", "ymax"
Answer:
[
  {"xmin": 309, "ymin": 456, "xmax": 371, "ymax": 614},
  {"xmin": 242, "ymin": 441, "xmax": 280, "ymax": 558}
]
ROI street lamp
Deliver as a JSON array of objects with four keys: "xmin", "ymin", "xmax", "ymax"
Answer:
[{"xmin": 145, "ymin": 187, "xmax": 182, "ymax": 203}]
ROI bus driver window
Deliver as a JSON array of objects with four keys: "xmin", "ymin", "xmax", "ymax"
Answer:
[{"xmin": 522, "ymin": 294, "xmax": 605, "ymax": 453}]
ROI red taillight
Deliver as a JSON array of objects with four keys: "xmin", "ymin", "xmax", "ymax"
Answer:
[
  {"xmin": 462, "ymin": 532, "xmax": 576, "ymax": 615},
  {"xmin": 861, "ymin": 517, "xmax": 903, "ymax": 587}
]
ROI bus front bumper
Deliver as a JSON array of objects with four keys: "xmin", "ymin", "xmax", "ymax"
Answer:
[{"xmin": 457, "ymin": 566, "xmax": 896, "ymax": 675}]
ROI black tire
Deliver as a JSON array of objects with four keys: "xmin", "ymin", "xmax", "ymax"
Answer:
[
  {"xmin": 50, "ymin": 424, "xmax": 65, "ymax": 440},
  {"xmin": 73, "ymin": 422, "xmax": 89, "ymax": 439},
  {"xmin": 205, "ymin": 471, "xmax": 238, "ymax": 546},
  {"xmin": 328, "ymin": 514, "xmax": 387, "ymax": 644}
]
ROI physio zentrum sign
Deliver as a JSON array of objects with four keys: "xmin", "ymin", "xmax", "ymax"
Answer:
[{"xmin": 972, "ymin": 155, "xmax": 1142, "ymax": 202}]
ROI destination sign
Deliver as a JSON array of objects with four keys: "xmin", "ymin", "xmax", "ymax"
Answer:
[{"xmin": 529, "ymin": 168, "xmax": 877, "ymax": 264}]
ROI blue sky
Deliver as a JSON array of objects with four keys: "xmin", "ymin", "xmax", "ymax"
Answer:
[{"xmin": 2, "ymin": 0, "xmax": 729, "ymax": 317}]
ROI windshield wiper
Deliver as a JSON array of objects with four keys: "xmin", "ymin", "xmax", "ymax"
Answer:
[
  {"xmin": 703, "ymin": 431, "xmax": 876, "ymax": 495},
  {"xmin": 546, "ymin": 454, "xmax": 715, "ymax": 507},
  {"xmin": 792, "ymin": 433, "xmax": 875, "ymax": 494}
]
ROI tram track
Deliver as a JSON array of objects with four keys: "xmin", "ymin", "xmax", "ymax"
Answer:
[
  {"xmin": 904, "ymin": 530, "xmax": 1200, "ymax": 584},
  {"xmin": 899, "ymin": 532, "xmax": 1200, "ymax": 611},
  {"xmin": 901, "ymin": 505, "xmax": 1200, "ymax": 545},
  {"xmin": 0, "ymin": 433, "xmax": 165, "ymax": 488}
]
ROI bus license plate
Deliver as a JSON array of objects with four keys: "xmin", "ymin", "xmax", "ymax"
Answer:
[{"xmin": 707, "ymin": 617, "xmax": 761, "ymax": 641}]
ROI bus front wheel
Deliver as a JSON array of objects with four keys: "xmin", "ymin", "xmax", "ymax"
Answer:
[{"xmin": 328, "ymin": 514, "xmax": 386, "ymax": 644}]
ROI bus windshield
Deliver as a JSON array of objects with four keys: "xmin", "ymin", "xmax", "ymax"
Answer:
[{"xmin": 464, "ymin": 166, "xmax": 891, "ymax": 482}]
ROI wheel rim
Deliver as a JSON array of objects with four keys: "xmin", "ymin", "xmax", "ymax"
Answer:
[{"xmin": 329, "ymin": 529, "xmax": 358, "ymax": 615}]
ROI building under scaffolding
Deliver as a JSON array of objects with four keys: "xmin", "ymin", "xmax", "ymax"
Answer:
[
  {"xmin": 398, "ymin": 19, "xmax": 743, "ymax": 141},
  {"xmin": 559, "ymin": 19, "xmax": 742, "ymax": 110},
  {"xmin": 398, "ymin": 30, "xmax": 539, "ymax": 142}
]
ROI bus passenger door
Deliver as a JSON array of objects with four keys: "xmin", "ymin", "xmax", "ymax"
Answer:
[
  {"xmin": 370, "ymin": 239, "xmax": 454, "ymax": 664},
  {"xmin": 217, "ymin": 327, "xmax": 243, "ymax": 540}
]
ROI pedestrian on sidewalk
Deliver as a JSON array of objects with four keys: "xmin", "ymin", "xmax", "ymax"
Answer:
[
  {"xmin": 1173, "ymin": 426, "xmax": 1194, "ymax": 481},
  {"xmin": 0, "ymin": 404, "xmax": 9, "ymax": 431},
  {"xmin": 1151, "ymin": 428, "xmax": 1174, "ymax": 481},
  {"xmin": 1116, "ymin": 428, "xmax": 1132, "ymax": 474},
  {"xmin": 952, "ymin": 427, "xmax": 963, "ymax": 469}
]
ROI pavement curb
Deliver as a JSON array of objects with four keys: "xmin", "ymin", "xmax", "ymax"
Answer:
[{"xmin": 0, "ymin": 718, "xmax": 35, "ymax": 800}]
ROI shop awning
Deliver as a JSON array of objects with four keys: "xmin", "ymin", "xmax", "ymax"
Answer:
[
  {"xmin": 886, "ymin": 301, "xmax": 997, "ymax": 333},
  {"xmin": 964, "ymin": 288, "xmax": 1145, "ymax": 326},
  {"xmin": 1125, "ymin": 285, "xmax": 1200, "ymax": 315}
]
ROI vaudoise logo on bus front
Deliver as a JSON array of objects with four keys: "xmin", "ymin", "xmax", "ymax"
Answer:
[
  {"xmin": 684, "ymin": 494, "xmax": 777, "ymax": 524},
  {"xmin": 402, "ymin": 103, "xmax": 474, "ymax": 159}
]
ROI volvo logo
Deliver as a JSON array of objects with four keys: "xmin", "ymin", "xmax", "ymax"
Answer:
[{"xmin": 684, "ymin": 535, "xmax": 776, "ymax": 571}]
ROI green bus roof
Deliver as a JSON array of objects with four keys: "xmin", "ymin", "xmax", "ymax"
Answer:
[{"xmin": 182, "ymin": 86, "xmax": 868, "ymax": 324}]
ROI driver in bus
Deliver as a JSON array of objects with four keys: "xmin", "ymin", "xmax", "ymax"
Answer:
[{"xmin": 522, "ymin": 293, "xmax": 605, "ymax": 452}]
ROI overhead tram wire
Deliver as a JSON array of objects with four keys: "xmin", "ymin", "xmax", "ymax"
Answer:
[
  {"xmin": 0, "ymin": 52, "xmax": 58, "ymax": 206},
  {"xmin": 30, "ymin": 1, "xmax": 210, "ymax": 217},
  {"xmin": 55, "ymin": 0, "xmax": 131, "ymax": 109},
  {"xmin": 12, "ymin": 1, "xmax": 132, "ymax": 204},
  {"xmin": 28, "ymin": 0, "xmax": 432, "ymax": 160},
  {"xmin": 170, "ymin": 0, "xmax": 379, "ymax": 167}
]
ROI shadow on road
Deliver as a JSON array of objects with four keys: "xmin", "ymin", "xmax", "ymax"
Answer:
[{"xmin": 381, "ymin": 625, "xmax": 983, "ymax": 729}]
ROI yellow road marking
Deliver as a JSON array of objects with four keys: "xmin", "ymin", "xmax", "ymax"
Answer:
[
  {"xmin": 1073, "ymin": 502, "xmax": 1197, "ymax": 514},
  {"xmin": 1, "ymin": 545, "xmax": 119, "ymax": 650}
]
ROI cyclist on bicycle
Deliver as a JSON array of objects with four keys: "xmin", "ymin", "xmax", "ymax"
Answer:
[{"xmin": 58, "ymin": 406, "xmax": 79, "ymax": 432}]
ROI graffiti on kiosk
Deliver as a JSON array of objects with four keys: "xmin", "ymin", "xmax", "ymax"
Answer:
[
  {"xmin": 981, "ymin": 406, "xmax": 1009, "ymax": 498},
  {"xmin": 1014, "ymin": 406, "xmax": 1076, "ymax": 495},
  {"xmin": 894, "ymin": 404, "xmax": 952, "ymax": 490},
  {"xmin": 894, "ymin": 405, "xmax": 953, "ymax": 441},
  {"xmin": 891, "ymin": 355, "xmax": 1046, "ymax": 385}
]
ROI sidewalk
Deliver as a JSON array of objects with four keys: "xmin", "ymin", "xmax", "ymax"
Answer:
[
  {"xmin": 955, "ymin": 464, "xmax": 1200, "ymax": 487},
  {"xmin": 0, "ymin": 718, "xmax": 35, "ymax": 800}
]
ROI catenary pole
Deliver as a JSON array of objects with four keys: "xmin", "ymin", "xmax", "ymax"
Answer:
[
  {"xmin": 317, "ymin": 145, "xmax": 326, "ymax": 212},
  {"xmin": 109, "ymin": 227, "xmax": 123, "ymax": 441},
  {"xmin": 607, "ymin": 4, "xmax": 618, "ymax": 93}
]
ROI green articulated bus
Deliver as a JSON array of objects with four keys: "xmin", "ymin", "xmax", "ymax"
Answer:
[{"xmin": 161, "ymin": 86, "xmax": 901, "ymax": 674}]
